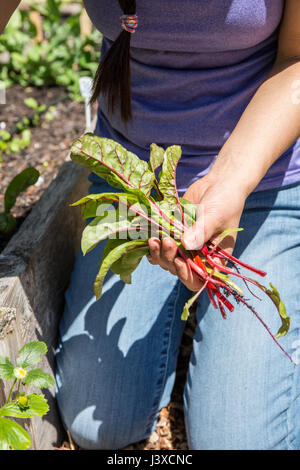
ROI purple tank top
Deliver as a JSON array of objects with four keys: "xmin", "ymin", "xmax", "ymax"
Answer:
[{"xmin": 83, "ymin": 0, "xmax": 300, "ymax": 195}]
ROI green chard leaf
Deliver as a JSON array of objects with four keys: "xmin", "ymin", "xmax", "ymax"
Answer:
[
  {"xmin": 70, "ymin": 134, "xmax": 155, "ymax": 195},
  {"xmin": 72, "ymin": 192, "xmax": 149, "ymax": 221},
  {"xmin": 0, "ymin": 417, "xmax": 31, "ymax": 450},
  {"xmin": 81, "ymin": 209, "xmax": 134, "ymax": 255},
  {"xmin": 179, "ymin": 198, "xmax": 197, "ymax": 227},
  {"xmin": 104, "ymin": 239, "xmax": 149, "ymax": 284},
  {"xmin": 158, "ymin": 145, "xmax": 182, "ymax": 206},
  {"xmin": 181, "ymin": 287, "xmax": 205, "ymax": 321},
  {"xmin": 213, "ymin": 228, "xmax": 244, "ymax": 248},
  {"xmin": 0, "ymin": 356, "xmax": 14, "ymax": 380},
  {"xmin": 149, "ymin": 143, "xmax": 165, "ymax": 172},
  {"xmin": 16, "ymin": 341, "xmax": 47, "ymax": 369},
  {"xmin": 94, "ymin": 239, "xmax": 149, "ymax": 299},
  {"xmin": 266, "ymin": 283, "xmax": 291, "ymax": 338}
]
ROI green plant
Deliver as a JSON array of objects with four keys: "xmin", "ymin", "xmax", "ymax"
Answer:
[
  {"xmin": 0, "ymin": 0, "xmax": 102, "ymax": 100},
  {"xmin": 0, "ymin": 129, "xmax": 32, "ymax": 163},
  {"xmin": 23, "ymin": 97, "xmax": 47, "ymax": 126},
  {"xmin": 0, "ymin": 96, "xmax": 58, "ymax": 165},
  {"xmin": 0, "ymin": 341, "xmax": 55, "ymax": 450},
  {"xmin": 44, "ymin": 105, "xmax": 56, "ymax": 121},
  {"xmin": 0, "ymin": 167, "xmax": 40, "ymax": 234},
  {"xmin": 70, "ymin": 133, "xmax": 294, "ymax": 364}
]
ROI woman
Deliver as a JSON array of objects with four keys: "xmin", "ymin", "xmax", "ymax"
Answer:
[
  {"xmin": 3, "ymin": 0, "xmax": 300, "ymax": 450},
  {"xmin": 54, "ymin": 0, "xmax": 300, "ymax": 450}
]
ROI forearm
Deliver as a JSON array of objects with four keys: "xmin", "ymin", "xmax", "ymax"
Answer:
[
  {"xmin": 209, "ymin": 59, "xmax": 300, "ymax": 197},
  {"xmin": 0, "ymin": 0, "xmax": 21, "ymax": 34}
]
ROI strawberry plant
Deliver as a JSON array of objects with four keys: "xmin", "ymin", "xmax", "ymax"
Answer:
[
  {"xmin": 0, "ymin": 341, "xmax": 55, "ymax": 450},
  {"xmin": 70, "ymin": 133, "xmax": 294, "ymax": 364}
]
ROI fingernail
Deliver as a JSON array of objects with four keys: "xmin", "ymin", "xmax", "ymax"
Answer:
[
  {"xmin": 149, "ymin": 237, "xmax": 159, "ymax": 245},
  {"xmin": 182, "ymin": 229, "xmax": 202, "ymax": 250},
  {"xmin": 175, "ymin": 257, "xmax": 185, "ymax": 267}
]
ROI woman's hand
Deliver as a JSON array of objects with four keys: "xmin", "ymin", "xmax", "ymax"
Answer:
[{"xmin": 147, "ymin": 173, "xmax": 248, "ymax": 291}]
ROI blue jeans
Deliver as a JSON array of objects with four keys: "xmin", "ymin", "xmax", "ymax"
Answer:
[{"xmin": 55, "ymin": 176, "xmax": 300, "ymax": 450}]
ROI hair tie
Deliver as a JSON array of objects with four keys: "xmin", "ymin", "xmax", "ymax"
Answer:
[{"xmin": 120, "ymin": 14, "xmax": 138, "ymax": 34}]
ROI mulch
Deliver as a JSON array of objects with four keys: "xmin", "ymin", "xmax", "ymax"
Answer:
[{"xmin": 0, "ymin": 84, "xmax": 196, "ymax": 451}]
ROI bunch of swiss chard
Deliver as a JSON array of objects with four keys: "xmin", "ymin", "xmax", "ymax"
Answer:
[{"xmin": 70, "ymin": 133, "xmax": 294, "ymax": 364}]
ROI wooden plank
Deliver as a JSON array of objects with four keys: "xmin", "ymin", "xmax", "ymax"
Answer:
[{"xmin": 0, "ymin": 161, "xmax": 90, "ymax": 449}]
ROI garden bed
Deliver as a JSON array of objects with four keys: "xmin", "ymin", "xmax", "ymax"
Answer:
[{"xmin": 0, "ymin": 84, "xmax": 96, "ymax": 252}]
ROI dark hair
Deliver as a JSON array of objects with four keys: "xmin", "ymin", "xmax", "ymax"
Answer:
[{"xmin": 89, "ymin": 0, "xmax": 137, "ymax": 124}]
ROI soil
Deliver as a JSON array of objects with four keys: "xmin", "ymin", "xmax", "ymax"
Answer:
[
  {"xmin": 0, "ymin": 84, "xmax": 96, "ymax": 252},
  {"xmin": 0, "ymin": 84, "xmax": 195, "ymax": 451}
]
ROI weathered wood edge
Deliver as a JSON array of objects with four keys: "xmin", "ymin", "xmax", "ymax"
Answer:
[{"xmin": 0, "ymin": 161, "xmax": 90, "ymax": 449}]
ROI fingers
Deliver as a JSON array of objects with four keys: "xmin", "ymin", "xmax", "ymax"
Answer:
[
  {"xmin": 147, "ymin": 238, "xmax": 161, "ymax": 265},
  {"xmin": 147, "ymin": 237, "xmax": 204, "ymax": 291},
  {"xmin": 174, "ymin": 257, "xmax": 204, "ymax": 291},
  {"xmin": 147, "ymin": 237, "xmax": 177, "ymax": 274}
]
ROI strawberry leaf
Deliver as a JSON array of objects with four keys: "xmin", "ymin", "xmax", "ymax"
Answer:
[
  {"xmin": 0, "ymin": 394, "xmax": 49, "ymax": 419},
  {"xmin": 23, "ymin": 369, "xmax": 55, "ymax": 389},
  {"xmin": 16, "ymin": 341, "xmax": 47, "ymax": 368},
  {"xmin": 0, "ymin": 417, "xmax": 31, "ymax": 450},
  {"xmin": 0, "ymin": 356, "xmax": 14, "ymax": 380}
]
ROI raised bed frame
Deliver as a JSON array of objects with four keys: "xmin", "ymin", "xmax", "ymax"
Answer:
[{"xmin": 0, "ymin": 161, "xmax": 89, "ymax": 449}]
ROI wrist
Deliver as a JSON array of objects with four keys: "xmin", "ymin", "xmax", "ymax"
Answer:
[{"xmin": 207, "ymin": 148, "xmax": 264, "ymax": 198}]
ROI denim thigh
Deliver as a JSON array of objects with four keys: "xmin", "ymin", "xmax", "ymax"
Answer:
[
  {"xmin": 55, "ymin": 177, "xmax": 191, "ymax": 449},
  {"xmin": 184, "ymin": 182, "xmax": 300, "ymax": 450}
]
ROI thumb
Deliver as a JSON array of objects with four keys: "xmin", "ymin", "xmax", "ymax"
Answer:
[{"xmin": 181, "ymin": 209, "xmax": 217, "ymax": 250}]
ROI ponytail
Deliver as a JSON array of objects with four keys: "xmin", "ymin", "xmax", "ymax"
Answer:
[{"xmin": 90, "ymin": 0, "xmax": 137, "ymax": 124}]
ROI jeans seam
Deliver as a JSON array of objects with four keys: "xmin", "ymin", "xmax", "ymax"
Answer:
[{"xmin": 144, "ymin": 280, "xmax": 182, "ymax": 436}]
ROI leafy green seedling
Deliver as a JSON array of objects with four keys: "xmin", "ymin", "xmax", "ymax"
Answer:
[
  {"xmin": 0, "ymin": 167, "xmax": 39, "ymax": 234},
  {"xmin": 0, "ymin": 341, "xmax": 55, "ymax": 450},
  {"xmin": 0, "ymin": 129, "xmax": 32, "ymax": 163},
  {"xmin": 24, "ymin": 97, "xmax": 46, "ymax": 126},
  {"xmin": 44, "ymin": 105, "xmax": 56, "ymax": 121}
]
